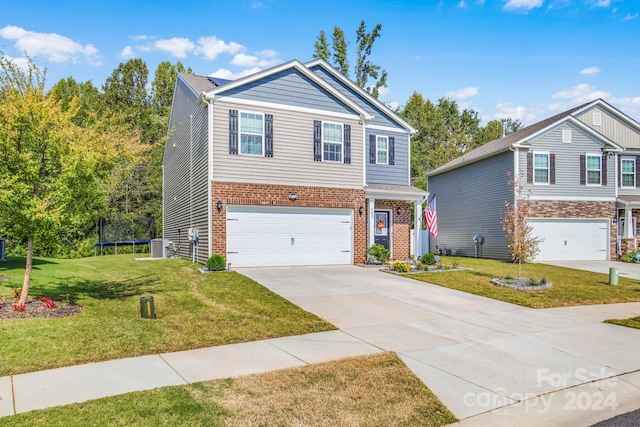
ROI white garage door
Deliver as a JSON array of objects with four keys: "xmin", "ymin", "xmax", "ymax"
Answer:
[
  {"xmin": 528, "ymin": 218, "xmax": 609, "ymax": 262},
  {"xmin": 226, "ymin": 206, "xmax": 353, "ymax": 267}
]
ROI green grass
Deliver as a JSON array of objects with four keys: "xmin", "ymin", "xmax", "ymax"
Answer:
[
  {"xmin": 404, "ymin": 257, "xmax": 640, "ymax": 308},
  {"xmin": 0, "ymin": 353, "xmax": 457, "ymax": 427},
  {"xmin": 605, "ymin": 316, "xmax": 640, "ymax": 329},
  {"xmin": 0, "ymin": 255, "xmax": 334, "ymax": 376}
]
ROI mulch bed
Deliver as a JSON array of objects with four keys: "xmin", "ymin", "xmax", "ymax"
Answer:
[{"xmin": 0, "ymin": 299, "xmax": 83, "ymax": 319}]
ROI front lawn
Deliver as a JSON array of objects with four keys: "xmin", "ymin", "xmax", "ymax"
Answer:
[
  {"xmin": 0, "ymin": 352, "xmax": 457, "ymax": 427},
  {"xmin": 605, "ymin": 316, "xmax": 640, "ymax": 329},
  {"xmin": 405, "ymin": 257, "xmax": 640, "ymax": 308},
  {"xmin": 0, "ymin": 255, "xmax": 334, "ymax": 376}
]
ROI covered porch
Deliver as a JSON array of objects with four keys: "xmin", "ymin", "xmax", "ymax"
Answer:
[
  {"xmin": 364, "ymin": 183, "xmax": 427, "ymax": 261},
  {"xmin": 616, "ymin": 196, "xmax": 640, "ymax": 256}
]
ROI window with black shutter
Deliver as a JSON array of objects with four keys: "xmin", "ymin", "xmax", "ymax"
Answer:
[
  {"xmin": 229, "ymin": 110, "xmax": 238, "ymax": 155},
  {"xmin": 264, "ymin": 114, "xmax": 273, "ymax": 157},
  {"xmin": 389, "ymin": 136, "xmax": 395, "ymax": 166},
  {"xmin": 343, "ymin": 124, "xmax": 351, "ymax": 164},
  {"xmin": 313, "ymin": 120, "xmax": 322, "ymax": 161}
]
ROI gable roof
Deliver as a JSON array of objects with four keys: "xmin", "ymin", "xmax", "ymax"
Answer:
[
  {"xmin": 179, "ymin": 73, "xmax": 218, "ymax": 94},
  {"xmin": 427, "ymin": 99, "xmax": 623, "ymax": 177},
  {"xmin": 197, "ymin": 59, "xmax": 372, "ymax": 121},
  {"xmin": 305, "ymin": 59, "xmax": 417, "ymax": 134}
]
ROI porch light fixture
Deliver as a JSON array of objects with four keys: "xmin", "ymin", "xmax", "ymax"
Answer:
[
  {"xmin": 359, "ymin": 205, "xmax": 364, "ymax": 215},
  {"xmin": 396, "ymin": 207, "xmax": 402, "ymax": 215},
  {"xmin": 216, "ymin": 200, "xmax": 223, "ymax": 212},
  {"xmin": 288, "ymin": 192, "xmax": 298, "ymax": 202}
]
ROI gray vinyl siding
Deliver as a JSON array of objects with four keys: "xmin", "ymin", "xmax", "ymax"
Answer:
[
  {"xmin": 428, "ymin": 151, "xmax": 513, "ymax": 259},
  {"xmin": 519, "ymin": 122, "xmax": 615, "ymax": 199},
  {"xmin": 366, "ymin": 129, "xmax": 409, "ymax": 185},
  {"xmin": 220, "ymin": 69, "xmax": 357, "ymax": 117},
  {"xmin": 309, "ymin": 66, "xmax": 399, "ymax": 129},
  {"xmin": 163, "ymin": 77, "xmax": 210, "ymax": 263},
  {"xmin": 211, "ymin": 100, "xmax": 363, "ymax": 188},
  {"xmin": 576, "ymin": 106, "xmax": 640, "ymax": 149}
]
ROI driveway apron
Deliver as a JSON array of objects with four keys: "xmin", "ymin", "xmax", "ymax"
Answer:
[{"xmin": 238, "ymin": 265, "xmax": 640, "ymax": 426}]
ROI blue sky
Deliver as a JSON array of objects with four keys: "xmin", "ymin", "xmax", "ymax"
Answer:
[{"xmin": 1, "ymin": 0, "xmax": 638, "ymax": 125}]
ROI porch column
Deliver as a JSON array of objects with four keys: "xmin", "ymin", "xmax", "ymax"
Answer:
[
  {"xmin": 413, "ymin": 201, "xmax": 422, "ymax": 257},
  {"xmin": 624, "ymin": 207, "xmax": 634, "ymax": 239},
  {"xmin": 368, "ymin": 197, "xmax": 375, "ymax": 248}
]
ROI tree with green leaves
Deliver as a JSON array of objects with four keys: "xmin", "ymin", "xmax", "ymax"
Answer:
[
  {"xmin": 0, "ymin": 55, "xmax": 142, "ymax": 304},
  {"xmin": 151, "ymin": 60, "xmax": 192, "ymax": 111},
  {"xmin": 313, "ymin": 20, "xmax": 387, "ymax": 98}
]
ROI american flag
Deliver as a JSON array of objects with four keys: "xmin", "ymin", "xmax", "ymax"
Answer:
[{"xmin": 425, "ymin": 195, "xmax": 438, "ymax": 238}]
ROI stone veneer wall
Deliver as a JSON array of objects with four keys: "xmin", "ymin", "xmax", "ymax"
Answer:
[
  {"xmin": 528, "ymin": 200, "xmax": 616, "ymax": 260},
  {"xmin": 211, "ymin": 181, "xmax": 367, "ymax": 264},
  {"xmin": 373, "ymin": 200, "xmax": 412, "ymax": 260}
]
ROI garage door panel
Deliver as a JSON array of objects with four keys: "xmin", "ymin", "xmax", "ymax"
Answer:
[
  {"xmin": 528, "ymin": 219, "xmax": 608, "ymax": 262},
  {"xmin": 226, "ymin": 206, "xmax": 353, "ymax": 267}
]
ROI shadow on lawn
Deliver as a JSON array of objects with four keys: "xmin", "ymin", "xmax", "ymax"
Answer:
[
  {"xmin": 0, "ymin": 256, "xmax": 58, "ymax": 272},
  {"xmin": 30, "ymin": 275, "xmax": 163, "ymax": 304}
]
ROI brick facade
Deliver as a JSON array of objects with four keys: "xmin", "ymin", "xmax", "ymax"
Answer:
[
  {"xmin": 528, "ymin": 200, "xmax": 616, "ymax": 260},
  {"xmin": 211, "ymin": 181, "xmax": 367, "ymax": 264},
  {"xmin": 372, "ymin": 200, "xmax": 412, "ymax": 260}
]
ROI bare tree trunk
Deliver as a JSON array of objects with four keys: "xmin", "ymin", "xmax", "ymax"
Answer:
[{"xmin": 19, "ymin": 235, "xmax": 34, "ymax": 305}]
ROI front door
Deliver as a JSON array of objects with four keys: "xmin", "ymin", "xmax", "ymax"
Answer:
[{"xmin": 374, "ymin": 211, "xmax": 390, "ymax": 250}]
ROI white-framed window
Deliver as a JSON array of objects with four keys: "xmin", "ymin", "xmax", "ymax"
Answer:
[
  {"xmin": 322, "ymin": 122, "xmax": 343, "ymax": 162},
  {"xmin": 562, "ymin": 129, "xmax": 572, "ymax": 143},
  {"xmin": 239, "ymin": 111, "xmax": 264, "ymax": 155},
  {"xmin": 376, "ymin": 136, "xmax": 388, "ymax": 165},
  {"xmin": 621, "ymin": 156, "xmax": 636, "ymax": 188},
  {"xmin": 586, "ymin": 153, "xmax": 601, "ymax": 185},
  {"xmin": 533, "ymin": 152, "xmax": 550, "ymax": 184}
]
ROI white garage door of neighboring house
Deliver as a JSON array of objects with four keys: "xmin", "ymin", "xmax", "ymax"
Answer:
[
  {"xmin": 226, "ymin": 206, "xmax": 353, "ymax": 267},
  {"xmin": 528, "ymin": 218, "xmax": 609, "ymax": 262}
]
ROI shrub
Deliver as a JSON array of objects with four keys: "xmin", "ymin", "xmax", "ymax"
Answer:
[
  {"xmin": 40, "ymin": 297, "xmax": 57, "ymax": 309},
  {"xmin": 367, "ymin": 244, "xmax": 390, "ymax": 264},
  {"xmin": 621, "ymin": 249, "xmax": 640, "ymax": 263},
  {"xmin": 206, "ymin": 254, "xmax": 226, "ymax": 271},
  {"xmin": 13, "ymin": 302, "xmax": 26, "ymax": 313},
  {"xmin": 393, "ymin": 261, "xmax": 411, "ymax": 273},
  {"xmin": 420, "ymin": 253, "xmax": 436, "ymax": 265}
]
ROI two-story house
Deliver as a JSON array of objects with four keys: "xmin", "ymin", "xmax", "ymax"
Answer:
[
  {"xmin": 162, "ymin": 59, "xmax": 426, "ymax": 267},
  {"xmin": 426, "ymin": 99, "xmax": 640, "ymax": 262}
]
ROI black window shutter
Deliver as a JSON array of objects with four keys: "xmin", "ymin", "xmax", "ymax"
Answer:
[
  {"xmin": 601, "ymin": 154, "xmax": 607, "ymax": 186},
  {"xmin": 636, "ymin": 157, "xmax": 640, "ymax": 187},
  {"xmin": 618, "ymin": 155, "xmax": 621, "ymax": 187},
  {"xmin": 343, "ymin": 124, "xmax": 351, "ymax": 164},
  {"xmin": 526, "ymin": 152, "xmax": 533, "ymax": 183},
  {"xmin": 313, "ymin": 120, "xmax": 322, "ymax": 161},
  {"xmin": 579, "ymin": 154, "xmax": 586, "ymax": 185},
  {"xmin": 229, "ymin": 110, "xmax": 238, "ymax": 155},
  {"xmin": 389, "ymin": 136, "xmax": 395, "ymax": 166},
  {"xmin": 369, "ymin": 134, "xmax": 376, "ymax": 164},
  {"xmin": 550, "ymin": 154, "xmax": 556, "ymax": 184},
  {"xmin": 264, "ymin": 114, "xmax": 273, "ymax": 157}
]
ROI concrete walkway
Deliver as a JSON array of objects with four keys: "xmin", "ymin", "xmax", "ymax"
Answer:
[
  {"xmin": 2, "ymin": 264, "xmax": 640, "ymax": 427},
  {"xmin": 238, "ymin": 265, "xmax": 640, "ymax": 427}
]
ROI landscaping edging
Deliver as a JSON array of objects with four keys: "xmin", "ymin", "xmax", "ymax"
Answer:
[
  {"xmin": 383, "ymin": 267, "xmax": 471, "ymax": 275},
  {"xmin": 491, "ymin": 278, "xmax": 553, "ymax": 291}
]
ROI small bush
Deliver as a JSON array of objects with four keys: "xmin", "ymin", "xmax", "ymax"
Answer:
[
  {"xmin": 206, "ymin": 254, "xmax": 226, "ymax": 271},
  {"xmin": 367, "ymin": 244, "xmax": 390, "ymax": 264},
  {"xmin": 420, "ymin": 253, "xmax": 436, "ymax": 265},
  {"xmin": 40, "ymin": 297, "xmax": 57, "ymax": 309},
  {"xmin": 393, "ymin": 261, "xmax": 411, "ymax": 272},
  {"xmin": 621, "ymin": 249, "xmax": 640, "ymax": 263},
  {"xmin": 13, "ymin": 302, "xmax": 26, "ymax": 313}
]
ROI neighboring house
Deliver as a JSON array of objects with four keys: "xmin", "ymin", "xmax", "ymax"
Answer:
[
  {"xmin": 427, "ymin": 99, "xmax": 640, "ymax": 262},
  {"xmin": 162, "ymin": 59, "xmax": 426, "ymax": 267}
]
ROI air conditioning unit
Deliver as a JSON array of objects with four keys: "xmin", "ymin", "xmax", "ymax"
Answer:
[
  {"xmin": 150, "ymin": 238, "xmax": 170, "ymax": 258},
  {"xmin": 0, "ymin": 238, "xmax": 5, "ymax": 261}
]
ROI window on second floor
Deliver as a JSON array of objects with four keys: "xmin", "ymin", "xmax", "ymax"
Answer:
[
  {"xmin": 586, "ymin": 154, "xmax": 601, "ymax": 185},
  {"xmin": 621, "ymin": 157, "xmax": 636, "ymax": 188},
  {"xmin": 376, "ymin": 136, "xmax": 388, "ymax": 165},
  {"xmin": 240, "ymin": 112, "xmax": 264, "ymax": 155},
  {"xmin": 322, "ymin": 122, "xmax": 343, "ymax": 162},
  {"xmin": 533, "ymin": 152, "xmax": 550, "ymax": 184}
]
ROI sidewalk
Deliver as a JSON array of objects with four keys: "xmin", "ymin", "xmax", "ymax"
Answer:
[{"xmin": 0, "ymin": 330, "xmax": 381, "ymax": 417}]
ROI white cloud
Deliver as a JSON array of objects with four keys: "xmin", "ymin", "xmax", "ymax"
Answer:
[
  {"xmin": 552, "ymin": 83, "xmax": 611, "ymax": 104},
  {"xmin": 230, "ymin": 52, "xmax": 280, "ymax": 67},
  {"xmin": 209, "ymin": 67, "xmax": 262, "ymax": 80},
  {"xmin": 1, "ymin": 54, "xmax": 31, "ymax": 72},
  {"xmin": 503, "ymin": 0, "xmax": 543, "ymax": 11},
  {"xmin": 376, "ymin": 86, "xmax": 390, "ymax": 97},
  {"xmin": 446, "ymin": 86, "xmax": 479, "ymax": 99},
  {"xmin": 587, "ymin": 0, "xmax": 610, "ymax": 7},
  {"xmin": 623, "ymin": 13, "xmax": 639, "ymax": 21},
  {"xmin": 119, "ymin": 45, "xmax": 134, "ymax": 58},
  {"xmin": 131, "ymin": 35, "xmax": 152, "ymax": 41},
  {"xmin": 196, "ymin": 36, "xmax": 244, "ymax": 60},
  {"xmin": 458, "ymin": 1, "xmax": 468, "ymax": 8},
  {"xmin": 580, "ymin": 66, "xmax": 600, "ymax": 76},
  {"xmin": 494, "ymin": 101, "xmax": 537, "ymax": 123},
  {"xmin": 154, "ymin": 37, "xmax": 195, "ymax": 58},
  {"xmin": 0, "ymin": 25, "xmax": 101, "ymax": 65}
]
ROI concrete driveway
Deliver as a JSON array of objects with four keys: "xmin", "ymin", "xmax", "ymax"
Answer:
[
  {"xmin": 237, "ymin": 265, "xmax": 640, "ymax": 427},
  {"xmin": 544, "ymin": 260, "xmax": 640, "ymax": 280}
]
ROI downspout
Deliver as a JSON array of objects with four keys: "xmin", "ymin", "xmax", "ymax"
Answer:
[
  {"xmin": 509, "ymin": 144, "xmax": 519, "ymax": 207},
  {"xmin": 207, "ymin": 96, "xmax": 214, "ymax": 259},
  {"xmin": 190, "ymin": 114, "xmax": 195, "ymax": 263}
]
